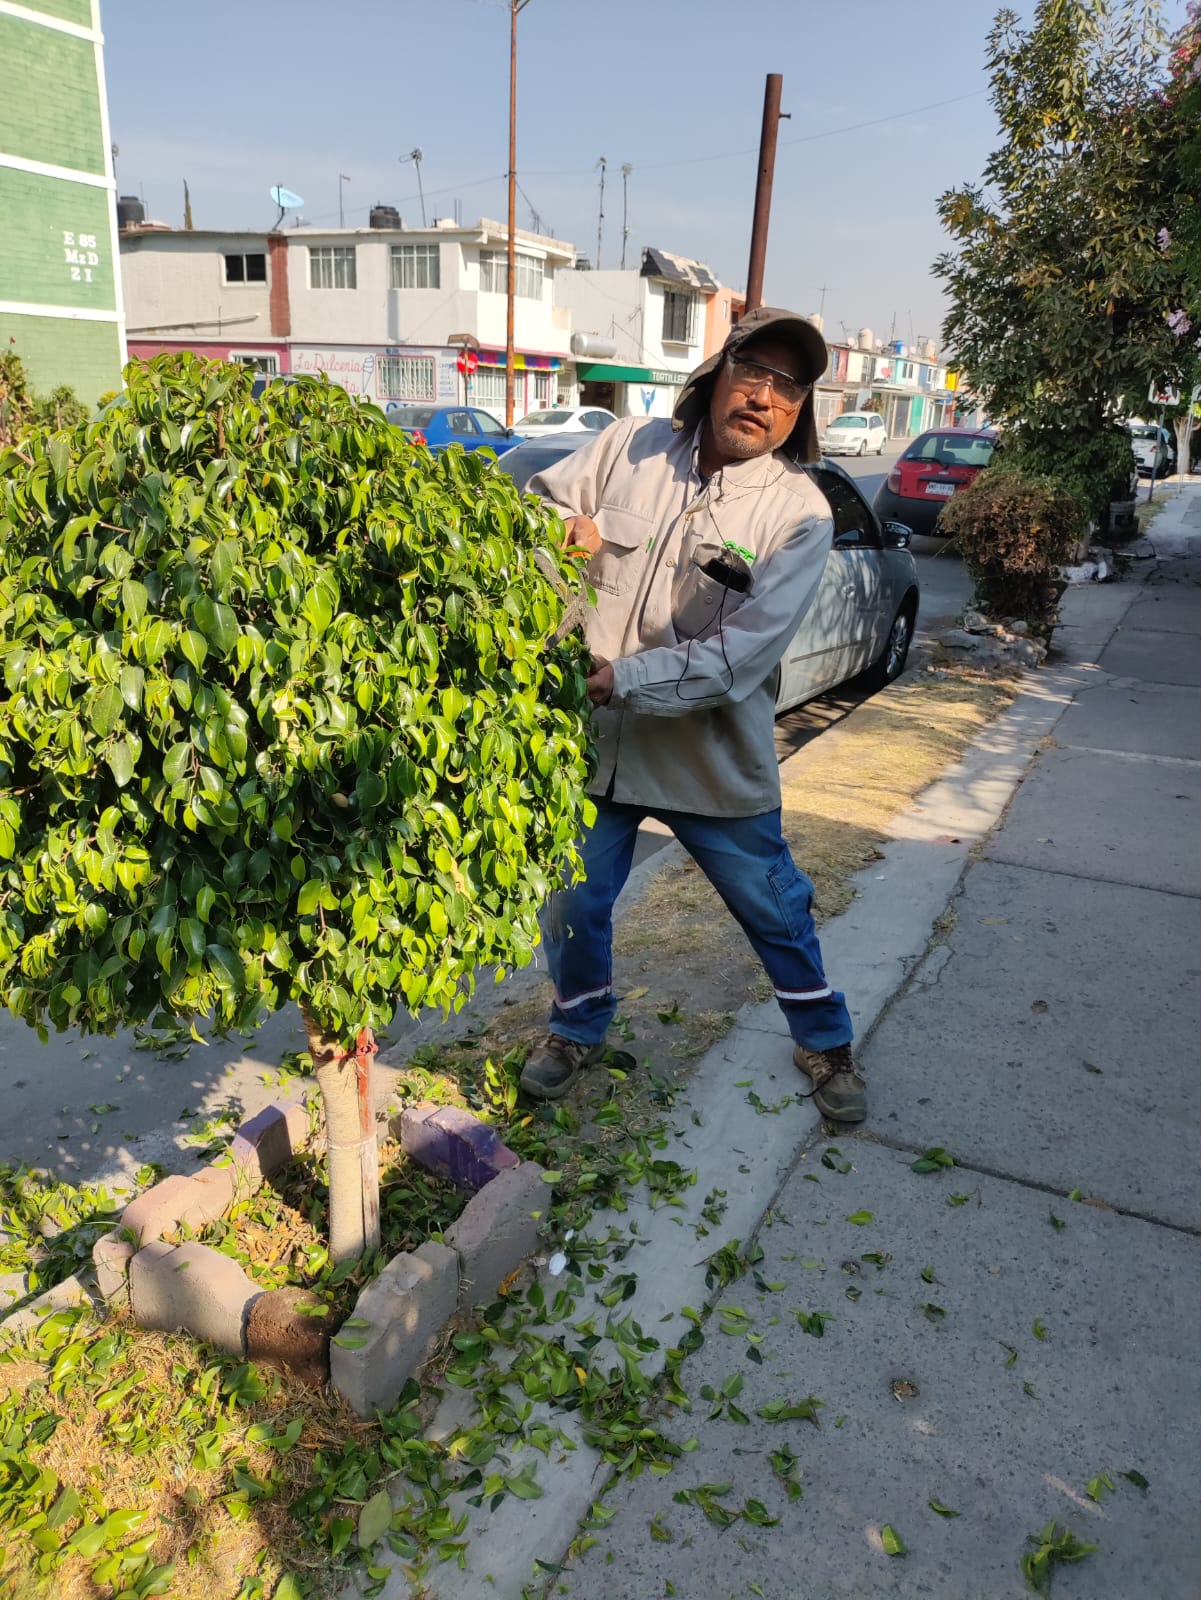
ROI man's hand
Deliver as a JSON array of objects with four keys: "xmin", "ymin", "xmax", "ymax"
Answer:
[
  {"xmin": 585, "ymin": 656, "xmax": 614, "ymax": 707},
  {"xmin": 562, "ymin": 513, "xmax": 602, "ymax": 560}
]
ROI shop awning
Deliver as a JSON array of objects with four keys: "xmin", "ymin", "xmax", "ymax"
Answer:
[{"xmin": 575, "ymin": 362, "xmax": 685, "ymax": 387}]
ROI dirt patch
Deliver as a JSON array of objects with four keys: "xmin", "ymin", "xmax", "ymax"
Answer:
[{"xmin": 423, "ymin": 664, "xmax": 1017, "ymax": 1120}]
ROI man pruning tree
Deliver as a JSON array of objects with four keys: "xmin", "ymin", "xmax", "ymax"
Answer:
[{"xmin": 522, "ymin": 307, "xmax": 866, "ymax": 1124}]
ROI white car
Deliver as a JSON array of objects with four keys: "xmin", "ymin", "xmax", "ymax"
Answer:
[
  {"xmin": 821, "ymin": 412, "xmax": 888, "ymax": 456},
  {"xmin": 512, "ymin": 405, "xmax": 617, "ymax": 437}
]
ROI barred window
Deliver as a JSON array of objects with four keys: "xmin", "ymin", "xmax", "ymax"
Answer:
[
  {"xmin": 308, "ymin": 246, "xmax": 357, "ymax": 289},
  {"xmin": 471, "ymin": 367, "xmax": 507, "ymax": 408},
  {"xmin": 390, "ymin": 243, "xmax": 440, "ymax": 290},
  {"xmin": 377, "ymin": 355, "xmax": 437, "ymax": 401},
  {"xmin": 479, "ymin": 249, "xmax": 545, "ymax": 299},
  {"xmin": 662, "ymin": 289, "xmax": 697, "ymax": 344}
]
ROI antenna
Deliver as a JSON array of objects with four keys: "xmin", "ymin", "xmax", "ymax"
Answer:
[
  {"xmin": 269, "ymin": 185, "xmax": 305, "ymax": 229},
  {"xmin": 338, "ymin": 173, "xmax": 351, "ymax": 229},
  {"xmin": 620, "ymin": 163, "xmax": 633, "ymax": 270},
  {"xmin": 400, "ymin": 148, "xmax": 426, "ymax": 227},
  {"xmin": 596, "ymin": 155, "xmax": 607, "ymax": 269}
]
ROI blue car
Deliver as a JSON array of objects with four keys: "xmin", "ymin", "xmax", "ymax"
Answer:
[{"xmin": 387, "ymin": 403, "xmax": 521, "ymax": 456}]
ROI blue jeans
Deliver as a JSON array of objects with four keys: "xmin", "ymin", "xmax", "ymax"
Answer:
[{"xmin": 539, "ymin": 799, "xmax": 853, "ymax": 1053}]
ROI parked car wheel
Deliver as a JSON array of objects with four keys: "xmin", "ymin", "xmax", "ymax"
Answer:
[{"xmin": 860, "ymin": 597, "xmax": 916, "ymax": 691}]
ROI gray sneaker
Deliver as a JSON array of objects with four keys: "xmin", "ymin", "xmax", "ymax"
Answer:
[
  {"xmin": 520, "ymin": 1034, "xmax": 606, "ymax": 1101},
  {"xmin": 793, "ymin": 1043, "xmax": 866, "ymax": 1124}
]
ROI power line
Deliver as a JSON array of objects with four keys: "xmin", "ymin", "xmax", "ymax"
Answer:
[{"xmin": 524, "ymin": 90, "xmax": 987, "ymax": 180}]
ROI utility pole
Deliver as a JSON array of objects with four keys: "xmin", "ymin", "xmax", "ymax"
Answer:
[
  {"xmin": 506, "ymin": 1, "xmax": 530, "ymax": 427},
  {"xmin": 596, "ymin": 155, "xmax": 607, "ymax": 269},
  {"xmin": 620, "ymin": 163, "xmax": 632, "ymax": 270},
  {"xmin": 745, "ymin": 74, "xmax": 788, "ymax": 312},
  {"xmin": 338, "ymin": 172, "xmax": 350, "ymax": 229},
  {"xmin": 400, "ymin": 149, "xmax": 426, "ymax": 227}
]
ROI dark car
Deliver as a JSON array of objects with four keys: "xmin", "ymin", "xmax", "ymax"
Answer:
[
  {"xmin": 872, "ymin": 427, "xmax": 998, "ymax": 536},
  {"xmin": 498, "ymin": 432, "xmax": 593, "ymax": 492},
  {"xmin": 387, "ymin": 403, "xmax": 520, "ymax": 456}
]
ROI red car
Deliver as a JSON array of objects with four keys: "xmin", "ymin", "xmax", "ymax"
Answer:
[{"xmin": 871, "ymin": 427, "xmax": 998, "ymax": 536}]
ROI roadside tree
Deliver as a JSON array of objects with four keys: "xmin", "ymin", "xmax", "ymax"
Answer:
[
  {"xmin": 0, "ymin": 356, "xmax": 594, "ymax": 1263},
  {"xmin": 934, "ymin": 0, "xmax": 1182, "ymax": 521}
]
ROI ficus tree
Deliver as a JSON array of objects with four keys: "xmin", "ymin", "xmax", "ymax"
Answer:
[
  {"xmin": 0, "ymin": 356, "xmax": 594, "ymax": 1263},
  {"xmin": 934, "ymin": 0, "xmax": 1183, "ymax": 518}
]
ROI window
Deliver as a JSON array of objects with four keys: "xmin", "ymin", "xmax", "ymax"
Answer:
[
  {"xmin": 479, "ymin": 250, "xmax": 545, "ymax": 299},
  {"xmin": 446, "ymin": 411, "xmax": 476, "ymax": 435},
  {"xmin": 471, "ymin": 367, "xmax": 507, "ymax": 409},
  {"xmin": 390, "ymin": 243, "xmax": 440, "ymax": 290},
  {"xmin": 662, "ymin": 289, "xmax": 697, "ymax": 344},
  {"xmin": 532, "ymin": 370, "xmax": 552, "ymax": 406},
  {"xmin": 309, "ymin": 246, "xmax": 357, "ymax": 289},
  {"xmin": 473, "ymin": 409, "xmax": 508, "ymax": 437},
  {"xmin": 377, "ymin": 354, "xmax": 437, "ymax": 401},
  {"xmin": 224, "ymin": 252, "xmax": 266, "ymax": 284},
  {"xmin": 229, "ymin": 352, "xmax": 278, "ymax": 374},
  {"xmin": 814, "ymin": 471, "xmax": 879, "ymax": 548}
]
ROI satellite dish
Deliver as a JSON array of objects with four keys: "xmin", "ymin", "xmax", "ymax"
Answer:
[{"xmin": 270, "ymin": 186, "xmax": 305, "ymax": 209}]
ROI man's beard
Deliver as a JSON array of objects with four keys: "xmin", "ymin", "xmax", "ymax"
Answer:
[{"xmin": 711, "ymin": 416, "xmax": 776, "ymax": 460}]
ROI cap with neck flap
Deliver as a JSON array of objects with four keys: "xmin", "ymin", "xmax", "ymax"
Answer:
[{"xmin": 672, "ymin": 305, "xmax": 828, "ymax": 464}]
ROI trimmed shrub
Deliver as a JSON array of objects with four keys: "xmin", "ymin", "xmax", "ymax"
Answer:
[
  {"xmin": 0, "ymin": 353, "xmax": 594, "ymax": 1259},
  {"xmin": 938, "ymin": 465, "xmax": 1084, "ymax": 627}
]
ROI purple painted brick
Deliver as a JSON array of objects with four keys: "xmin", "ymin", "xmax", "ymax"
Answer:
[
  {"xmin": 398, "ymin": 1104, "xmax": 519, "ymax": 1192},
  {"xmin": 230, "ymin": 1102, "xmax": 308, "ymax": 1184}
]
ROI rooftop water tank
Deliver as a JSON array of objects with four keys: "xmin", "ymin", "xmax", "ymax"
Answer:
[
  {"xmin": 807, "ymin": 313, "xmax": 824, "ymax": 333},
  {"xmin": 369, "ymin": 205, "xmax": 401, "ymax": 229},
  {"xmin": 921, "ymin": 338, "xmax": 937, "ymax": 360},
  {"xmin": 570, "ymin": 332, "xmax": 618, "ymax": 358},
  {"xmin": 117, "ymin": 194, "xmax": 145, "ymax": 230},
  {"xmin": 857, "ymin": 327, "xmax": 873, "ymax": 350}
]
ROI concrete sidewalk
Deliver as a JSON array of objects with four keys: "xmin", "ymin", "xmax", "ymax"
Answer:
[{"xmin": 554, "ymin": 488, "xmax": 1201, "ymax": 1599}]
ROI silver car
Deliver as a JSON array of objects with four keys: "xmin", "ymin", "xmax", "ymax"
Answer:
[{"xmin": 776, "ymin": 462, "xmax": 919, "ymax": 710}]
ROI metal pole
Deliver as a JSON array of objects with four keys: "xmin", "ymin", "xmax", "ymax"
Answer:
[
  {"xmin": 505, "ymin": 0, "xmax": 522, "ymax": 427},
  {"xmin": 596, "ymin": 155, "xmax": 606, "ymax": 270},
  {"xmin": 338, "ymin": 173, "xmax": 350, "ymax": 229},
  {"xmin": 745, "ymin": 74, "xmax": 785, "ymax": 312},
  {"xmin": 621, "ymin": 163, "xmax": 632, "ymax": 270}
]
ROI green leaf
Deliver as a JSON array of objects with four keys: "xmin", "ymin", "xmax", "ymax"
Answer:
[
  {"xmin": 90, "ymin": 682, "xmax": 125, "ymax": 738},
  {"xmin": 273, "ymin": 1577, "xmax": 305, "ymax": 1600},
  {"xmin": 1120, "ymin": 1468, "xmax": 1149, "ymax": 1491},
  {"xmin": 357, "ymin": 1487, "xmax": 393, "ymax": 1549},
  {"xmin": 507, "ymin": 1462, "xmax": 544, "ymax": 1500},
  {"xmin": 846, "ymin": 1211, "xmax": 873, "ymax": 1226},
  {"xmin": 911, "ymin": 1146, "xmax": 956, "ymax": 1173},
  {"xmin": 928, "ymin": 1498, "xmax": 960, "ymax": 1518},
  {"xmin": 179, "ymin": 628, "xmax": 208, "ymax": 671},
  {"xmin": 881, "ymin": 1524, "xmax": 907, "ymax": 1556}
]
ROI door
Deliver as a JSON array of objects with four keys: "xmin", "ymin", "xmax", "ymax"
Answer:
[
  {"xmin": 471, "ymin": 408, "xmax": 513, "ymax": 453},
  {"xmin": 777, "ymin": 469, "xmax": 885, "ymax": 709},
  {"xmin": 443, "ymin": 409, "xmax": 480, "ymax": 451}
]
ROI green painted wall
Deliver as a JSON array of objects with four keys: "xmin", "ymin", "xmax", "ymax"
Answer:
[
  {"xmin": 0, "ymin": 315, "xmax": 121, "ymax": 406},
  {"xmin": 0, "ymin": 167, "xmax": 115, "ymax": 309},
  {"xmin": 0, "ymin": 14, "xmax": 104, "ymax": 175},
  {"xmin": 20, "ymin": 0, "xmax": 94, "ymax": 25},
  {"xmin": 1, "ymin": 0, "xmax": 123, "ymax": 405}
]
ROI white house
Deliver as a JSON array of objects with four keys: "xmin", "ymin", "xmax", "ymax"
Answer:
[
  {"xmin": 553, "ymin": 247, "xmax": 724, "ymax": 420},
  {"xmin": 120, "ymin": 218, "xmax": 575, "ymax": 417}
]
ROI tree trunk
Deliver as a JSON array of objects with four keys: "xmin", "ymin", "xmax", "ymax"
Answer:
[{"xmin": 301, "ymin": 1007, "xmax": 381, "ymax": 1265}]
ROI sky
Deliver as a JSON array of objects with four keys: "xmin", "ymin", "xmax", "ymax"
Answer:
[{"xmin": 102, "ymin": 0, "xmax": 1190, "ymax": 352}]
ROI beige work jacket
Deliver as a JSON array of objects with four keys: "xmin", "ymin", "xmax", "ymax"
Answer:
[{"xmin": 529, "ymin": 417, "xmax": 833, "ymax": 817}]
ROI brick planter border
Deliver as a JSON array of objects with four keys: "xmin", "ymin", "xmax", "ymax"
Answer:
[{"xmin": 80, "ymin": 1098, "xmax": 546, "ymax": 1418}]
